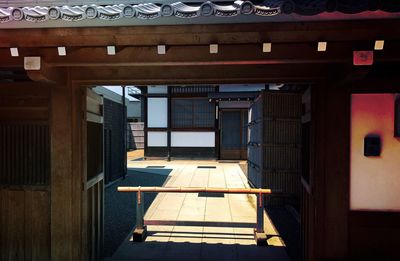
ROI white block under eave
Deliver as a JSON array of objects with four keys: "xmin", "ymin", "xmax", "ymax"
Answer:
[
  {"xmin": 57, "ymin": 46, "xmax": 66, "ymax": 56},
  {"xmin": 262, "ymin": 43, "xmax": 272, "ymax": 53},
  {"xmin": 210, "ymin": 44, "xmax": 218, "ymax": 54},
  {"xmin": 374, "ymin": 40, "xmax": 384, "ymax": 50},
  {"xmin": 317, "ymin": 42, "xmax": 327, "ymax": 52},
  {"xmin": 24, "ymin": 57, "xmax": 41, "ymax": 70},
  {"xmin": 10, "ymin": 47, "xmax": 19, "ymax": 57},
  {"xmin": 157, "ymin": 45, "xmax": 166, "ymax": 55},
  {"xmin": 107, "ymin": 46, "xmax": 116, "ymax": 55}
]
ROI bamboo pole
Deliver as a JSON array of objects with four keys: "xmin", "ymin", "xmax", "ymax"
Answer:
[{"xmin": 117, "ymin": 186, "xmax": 271, "ymax": 194}]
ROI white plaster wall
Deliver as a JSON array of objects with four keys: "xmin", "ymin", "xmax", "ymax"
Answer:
[
  {"xmin": 171, "ymin": 132, "xmax": 215, "ymax": 147},
  {"xmin": 350, "ymin": 94, "xmax": 400, "ymax": 211},
  {"xmin": 147, "ymin": 131, "xmax": 168, "ymax": 147},
  {"xmin": 147, "ymin": 98, "xmax": 167, "ymax": 128}
]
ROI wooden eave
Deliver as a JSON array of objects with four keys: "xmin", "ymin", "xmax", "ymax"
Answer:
[{"xmin": 0, "ymin": 19, "xmax": 400, "ymax": 84}]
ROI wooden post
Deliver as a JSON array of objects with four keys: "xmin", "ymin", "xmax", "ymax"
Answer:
[
  {"xmin": 167, "ymin": 86, "xmax": 172, "ymax": 161},
  {"xmin": 50, "ymin": 71, "xmax": 85, "ymax": 260},
  {"xmin": 132, "ymin": 190, "xmax": 147, "ymax": 242},
  {"xmin": 122, "ymin": 86, "xmax": 127, "ymax": 178}
]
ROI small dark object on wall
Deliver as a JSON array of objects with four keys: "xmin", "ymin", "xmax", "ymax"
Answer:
[
  {"xmin": 395, "ymin": 97, "xmax": 400, "ymax": 137},
  {"xmin": 364, "ymin": 135, "xmax": 381, "ymax": 157}
]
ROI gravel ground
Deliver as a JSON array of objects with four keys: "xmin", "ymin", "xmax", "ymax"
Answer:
[{"xmin": 104, "ymin": 168, "xmax": 171, "ymax": 257}]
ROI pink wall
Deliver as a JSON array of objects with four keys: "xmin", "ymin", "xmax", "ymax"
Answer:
[{"xmin": 350, "ymin": 94, "xmax": 400, "ymax": 211}]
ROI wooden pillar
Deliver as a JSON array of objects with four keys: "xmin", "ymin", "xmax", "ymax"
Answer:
[
  {"xmin": 167, "ymin": 86, "xmax": 171, "ymax": 161},
  {"xmin": 311, "ymin": 82, "xmax": 350, "ymax": 260},
  {"xmin": 143, "ymin": 87, "xmax": 148, "ymax": 158},
  {"xmin": 50, "ymin": 70, "xmax": 85, "ymax": 260}
]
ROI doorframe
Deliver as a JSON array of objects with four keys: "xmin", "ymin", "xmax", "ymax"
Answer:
[{"xmin": 218, "ymin": 108, "xmax": 248, "ymax": 160}]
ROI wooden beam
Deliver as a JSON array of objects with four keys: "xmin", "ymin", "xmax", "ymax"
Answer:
[
  {"xmin": 69, "ymin": 63, "xmax": 331, "ymax": 85},
  {"xmin": 1, "ymin": 20, "xmax": 400, "ymax": 48},
  {"xmin": 2, "ymin": 41, "xmax": 400, "ymax": 72},
  {"xmin": 39, "ymin": 43, "xmax": 352, "ymax": 67}
]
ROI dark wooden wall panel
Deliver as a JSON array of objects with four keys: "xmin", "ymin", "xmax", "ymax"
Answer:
[
  {"xmin": 0, "ymin": 190, "xmax": 5, "ymax": 260},
  {"xmin": 31, "ymin": 191, "xmax": 50, "ymax": 261},
  {"xmin": 300, "ymin": 87, "xmax": 315, "ymax": 261},
  {"xmin": 248, "ymin": 94, "xmax": 263, "ymax": 188},
  {"xmin": 248, "ymin": 91, "xmax": 302, "ymax": 206},
  {"xmin": 6, "ymin": 190, "xmax": 25, "ymax": 260},
  {"xmin": 170, "ymin": 86, "xmax": 216, "ymax": 94},
  {"xmin": 0, "ymin": 83, "xmax": 50, "ymax": 185},
  {"xmin": 103, "ymin": 98, "xmax": 124, "ymax": 184},
  {"xmin": 86, "ymin": 180, "xmax": 104, "ymax": 261},
  {"xmin": 349, "ymin": 211, "xmax": 400, "ymax": 261},
  {"xmin": 0, "ymin": 190, "xmax": 50, "ymax": 261},
  {"xmin": 24, "ymin": 190, "xmax": 33, "ymax": 261},
  {"xmin": 0, "ymin": 83, "xmax": 50, "ymax": 122},
  {"xmin": 0, "ymin": 124, "xmax": 50, "ymax": 186},
  {"xmin": 0, "ymin": 83, "xmax": 51, "ymax": 261},
  {"xmin": 301, "ymin": 185, "xmax": 314, "ymax": 261}
]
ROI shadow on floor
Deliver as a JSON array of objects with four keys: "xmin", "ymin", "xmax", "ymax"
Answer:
[
  {"xmin": 107, "ymin": 241, "xmax": 289, "ymax": 261},
  {"xmin": 104, "ymin": 168, "xmax": 173, "ymax": 257},
  {"xmin": 266, "ymin": 206, "xmax": 301, "ymax": 261}
]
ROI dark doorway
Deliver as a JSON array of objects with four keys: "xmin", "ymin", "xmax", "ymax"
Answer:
[{"xmin": 219, "ymin": 109, "xmax": 248, "ymax": 160}]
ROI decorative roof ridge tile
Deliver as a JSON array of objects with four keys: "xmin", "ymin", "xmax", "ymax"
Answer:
[
  {"xmin": 0, "ymin": 0, "xmax": 399, "ymax": 24},
  {"xmin": 0, "ymin": 1, "xmax": 281, "ymax": 23}
]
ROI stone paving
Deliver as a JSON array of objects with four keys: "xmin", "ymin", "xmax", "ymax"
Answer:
[
  {"xmin": 107, "ymin": 160, "xmax": 291, "ymax": 261},
  {"xmin": 127, "ymin": 149, "xmax": 144, "ymax": 161}
]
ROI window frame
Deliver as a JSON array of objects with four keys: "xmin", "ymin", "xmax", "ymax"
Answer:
[{"xmin": 171, "ymin": 97, "xmax": 216, "ymax": 130}]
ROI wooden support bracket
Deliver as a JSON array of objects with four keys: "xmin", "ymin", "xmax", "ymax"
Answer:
[{"xmin": 25, "ymin": 57, "xmax": 67, "ymax": 83}]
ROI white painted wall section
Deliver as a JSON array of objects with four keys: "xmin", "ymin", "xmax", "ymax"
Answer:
[
  {"xmin": 350, "ymin": 94, "xmax": 400, "ymax": 211},
  {"xmin": 171, "ymin": 132, "xmax": 215, "ymax": 147},
  {"xmin": 147, "ymin": 98, "xmax": 168, "ymax": 128},
  {"xmin": 147, "ymin": 131, "xmax": 168, "ymax": 147}
]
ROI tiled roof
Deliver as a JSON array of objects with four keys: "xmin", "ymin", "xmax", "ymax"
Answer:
[
  {"xmin": 0, "ymin": 0, "xmax": 398, "ymax": 24},
  {"xmin": 0, "ymin": 1, "xmax": 278, "ymax": 23}
]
